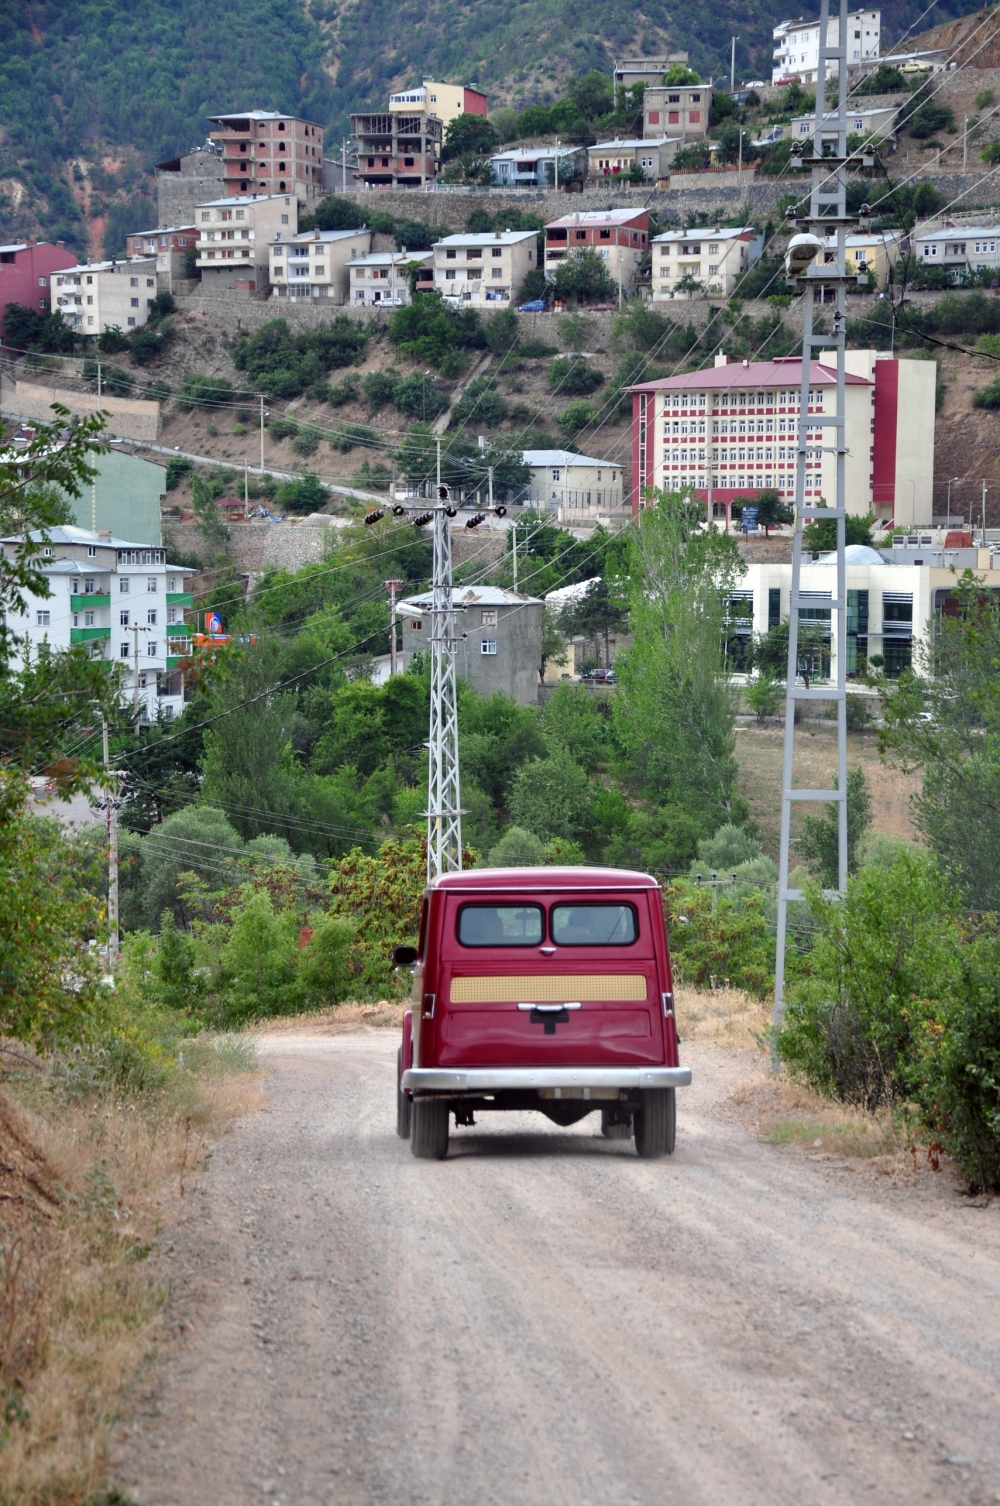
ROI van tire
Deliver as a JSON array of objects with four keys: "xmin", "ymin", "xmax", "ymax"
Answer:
[
  {"xmin": 396, "ymin": 1047, "xmax": 411, "ymax": 1140},
  {"xmin": 634, "ymin": 1088, "xmax": 675, "ymax": 1159},
  {"xmin": 410, "ymin": 1097, "xmax": 449, "ymax": 1159}
]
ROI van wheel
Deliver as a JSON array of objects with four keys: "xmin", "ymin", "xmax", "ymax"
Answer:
[
  {"xmin": 396, "ymin": 1047, "xmax": 411, "ymax": 1140},
  {"xmin": 410, "ymin": 1097, "xmax": 449, "ymax": 1160},
  {"xmin": 634, "ymin": 1089, "xmax": 676, "ymax": 1160},
  {"xmin": 600, "ymin": 1108, "xmax": 632, "ymax": 1140}
]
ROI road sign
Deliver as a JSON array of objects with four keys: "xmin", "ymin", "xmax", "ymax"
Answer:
[
  {"xmin": 742, "ymin": 506, "xmax": 759, "ymax": 533},
  {"xmin": 207, "ymin": 611, "xmax": 222, "ymax": 634}
]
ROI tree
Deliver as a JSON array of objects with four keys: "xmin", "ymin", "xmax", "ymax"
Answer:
[
  {"xmin": 664, "ymin": 64, "xmax": 700, "ymax": 85},
  {"xmin": 797, "ymin": 766, "xmax": 873, "ymax": 888},
  {"xmin": 486, "ymin": 826, "xmax": 546, "ymax": 866},
  {"xmin": 540, "ymin": 680, "xmax": 612, "ymax": 774},
  {"xmin": 137, "ymin": 806, "xmax": 246, "ymax": 927},
  {"xmin": 878, "ymin": 578, "xmax": 1000, "ymax": 909},
  {"xmin": 560, "ymin": 577, "xmax": 627, "ymax": 667},
  {"xmin": 548, "ymin": 356, "xmax": 604, "ymax": 395},
  {"xmin": 754, "ymin": 618, "xmax": 830, "ymax": 690},
  {"xmin": 558, "ymin": 400, "xmax": 599, "ymax": 440},
  {"xmin": 220, "ymin": 887, "xmax": 302, "ymax": 1021},
  {"xmin": 442, "ymin": 113, "xmax": 498, "ymax": 161},
  {"xmin": 509, "ymin": 749, "xmax": 594, "ymax": 849},
  {"xmin": 191, "ymin": 472, "xmax": 230, "ymax": 552},
  {"xmin": 313, "ymin": 195, "xmax": 366, "ymax": 231},
  {"xmin": 802, "ymin": 511, "xmax": 875, "ymax": 551},
  {"xmin": 98, "ymin": 325, "xmax": 130, "ymax": 354},
  {"xmin": 753, "ymin": 489, "xmax": 794, "ymax": 535},
  {"xmin": 746, "ymin": 670, "xmax": 781, "ymax": 723},
  {"xmin": 551, "ymin": 248, "xmax": 617, "ymax": 305}
]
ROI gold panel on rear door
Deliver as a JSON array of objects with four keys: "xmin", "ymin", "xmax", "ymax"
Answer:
[{"xmin": 449, "ymin": 974, "xmax": 648, "ymax": 1004}]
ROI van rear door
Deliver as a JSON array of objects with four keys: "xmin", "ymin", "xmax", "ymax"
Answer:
[{"xmin": 434, "ymin": 889, "xmax": 666, "ymax": 1068}]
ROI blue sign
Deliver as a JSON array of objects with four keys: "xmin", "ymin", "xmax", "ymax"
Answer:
[{"xmin": 741, "ymin": 506, "xmax": 759, "ymax": 533}]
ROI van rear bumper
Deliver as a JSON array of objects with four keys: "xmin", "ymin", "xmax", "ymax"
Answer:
[{"xmin": 402, "ymin": 1066, "xmax": 692, "ymax": 1093}]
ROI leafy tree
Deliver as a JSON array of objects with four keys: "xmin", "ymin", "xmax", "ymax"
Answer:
[
  {"xmin": 97, "ymin": 325, "xmax": 130, "ymax": 354},
  {"xmin": 486, "ymin": 826, "xmax": 546, "ymax": 866},
  {"xmin": 2, "ymin": 303, "xmax": 79, "ymax": 353},
  {"xmin": 746, "ymin": 669, "xmax": 782, "ymax": 723},
  {"xmin": 540, "ymin": 681, "xmax": 613, "ymax": 774},
  {"xmin": 313, "ymin": 196, "xmax": 367, "ymax": 231},
  {"xmin": 691, "ymin": 823, "xmax": 763, "ymax": 874},
  {"xmin": 176, "ymin": 372, "xmax": 236, "ymax": 412},
  {"xmin": 220, "ymin": 887, "xmax": 302, "ymax": 1021},
  {"xmin": 298, "ymin": 911, "xmax": 355, "ymax": 1007},
  {"xmin": 363, "ymin": 368, "xmax": 401, "ymax": 410},
  {"xmin": 484, "ymin": 307, "xmax": 519, "ymax": 357},
  {"xmin": 856, "ymin": 63, "xmax": 908, "ymax": 94},
  {"xmin": 802, "ymin": 511, "xmax": 875, "ymax": 551},
  {"xmin": 754, "ymin": 617, "xmax": 830, "ymax": 689},
  {"xmin": 908, "ymin": 99, "xmax": 955, "ymax": 139},
  {"xmin": 664, "ymin": 64, "xmax": 701, "ymax": 85},
  {"xmin": 753, "ymin": 489, "xmax": 794, "ymax": 535},
  {"xmin": 560, "ymin": 576, "xmax": 627, "ymax": 666},
  {"xmin": 797, "ymin": 767, "xmax": 873, "ymax": 888},
  {"xmin": 548, "ymin": 356, "xmax": 604, "ymax": 395},
  {"xmin": 276, "ymin": 473, "xmax": 327, "ymax": 514},
  {"xmin": 442, "ymin": 113, "xmax": 497, "ymax": 160},
  {"xmin": 136, "ymin": 806, "xmax": 246, "ymax": 927},
  {"xmin": 551, "ymin": 249, "xmax": 617, "ymax": 305},
  {"xmin": 191, "ymin": 472, "xmax": 229, "ymax": 551},
  {"xmin": 509, "ymin": 749, "xmax": 594, "ymax": 849},
  {"xmin": 558, "ymin": 399, "xmax": 599, "ymax": 439},
  {"xmin": 327, "ymin": 836, "xmax": 426, "ymax": 996},
  {"xmin": 394, "ymin": 372, "xmax": 450, "ymax": 420}
]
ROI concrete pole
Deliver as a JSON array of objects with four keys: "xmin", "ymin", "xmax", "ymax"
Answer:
[
  {"xmin": 244, "ymin": 458, "xmax": 249, "ymax": 519},
  {"xmin": 731, "ymin": 37, "xmax": 738, "ymax": 90},
  {"xmin": 102, "ymin": 714, "xmax": 119, "ymax": 963},
  {"xmin": 342, "ymin": 138, "xmax": 347, "ymax": 193},
  {"xmin": 132, "ymin": 623, "xmax": 141, "ymax": 735},
  {"xmin": 259, "ymin": 392, "xmax": 265, "ymax": 474},
  {"xmin": 512, "ymin": 519, "xmax": 518, "ymax": 591}
]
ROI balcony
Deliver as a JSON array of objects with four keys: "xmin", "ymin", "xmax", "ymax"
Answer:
[
  {"xmin": 70, "ymin": 592, "xmax": 110, "ymax": 611},
  {"xmin": 166, "ymin": 622, "xmax": 190, "ymax": 637},
  {"xmin": 166, "ymin": 591, "xmax": 193, "ymax": 606},
  {"xmin": 70, "ymin": 626, "xmax": 110, "ymax": 643}
]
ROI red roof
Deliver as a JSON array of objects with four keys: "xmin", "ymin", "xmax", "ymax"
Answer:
[{"xmin": 629, "ymin": 358, "xmax": 872, "ymax": 394}]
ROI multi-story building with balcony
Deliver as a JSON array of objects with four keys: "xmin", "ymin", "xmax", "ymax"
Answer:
[
  {"xmin": 651, "ymin": 226, "xmax": 763, "ymax": 299},
  {"xmin": 125, "ymin": 226, "xmax": 197, "ymax": 290},
  {"xmin": 351, "ymin": 112, "xmax": 444, "ymax": 188},
  {"xmin": 0, "ymin": 525, "xmax": 195, "ymax": 723},
  {"xmin": 349, "ymin": 250, "xmax": 433, "ymax": 306},
  {"xmin": 586, "ymin": 137, "xmax": 679, "ymax": 185},
  {"xmin": 207, "ymin": 111, "xmax": 328, "ymax": 201},
  {"xmin": 50, "ymin": 259, "xmax": 158, "ymax": 336},
  {"xmin": 642, "ymin": 84, "xmax": 712, "ymax": 141},
  {"xmin": 913, "ymin": 223, "xmax": 1000, "ymax": 280},
  {"xmin": 195, "ymin": 195, "xmax": 296, "ymax": 294},
  {"xmin": 629, "ymin": 349, "xmax": 936, "ymax": 528},
  {"xmin": 0, "ymin": 240, "xmax": 78, "ymax": 340},
  {"xmin": 387, "ymin": 81, "xmax": 487, "ymax": 127},
  {"xmin": 544, "ymin": 209, "xmax": 650, "ymax": 297},
  {"xmin": 773, "ymin": 8, "xmax": 880, "ymax": 82},
  {"xmin": 268, "ymin": 227, "xmax": 373, "ymax": 303},
  {"xmin": 432, "ymin": 229, "xmax": 537, "ymax": 306}
]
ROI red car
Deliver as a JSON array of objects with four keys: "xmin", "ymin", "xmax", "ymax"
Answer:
[{"xmin": 394, "ymin": 866, "xmax": 690, "ymax": 1160}]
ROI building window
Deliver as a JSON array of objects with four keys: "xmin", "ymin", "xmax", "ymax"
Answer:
[
  {"xmin": 481, "ymin": 609, "xmax": 497, "ymax": 626},
  {"xmin": 147, "ymin": 642, "xmax": 157, "ymax": 657},
  {"xmin": 127, "ymin": 317, "xmax": 136, "ymax": 326},
  {"xmin": 410, "ymin": 619, "xmax": 423, "ymax": 631},
  {"xmin": 87, "ymin": 545, "xmax": 96, "ymax": 557},
  {"xmin": 147, "ymin": 577, "xmax": 158, "ymax": 592},
  {"xmin": 120, "ymin": 643, "xmax": 130, "ymax": 658},
  {"xmin": 147, "ymin": 609, "xmax": 157, "ymax": 625},
  {"xmin": 492, "ymin": 268, "xmax": 503, "ymax": 278},
  {"xmin": 130, "ymin": 276, "xmax": 138, "ymax": 287},
  {"xmin": 36, "ymin": 610, "xmax": 50, "ymax": 626},
  {"xmin": 84, "ymin": 610, "xmax": 95, "ymax": 626},
  {"xmin": 481, "ymin": 639, "xmax": 497, "ymax": 656},
  {"xmin": 120, "ymin": 610, "xmax": 129, "ymax": 626}
]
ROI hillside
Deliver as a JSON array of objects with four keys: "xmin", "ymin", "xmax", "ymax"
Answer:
[{"xmin": 1, "ymin": 0, "xmax": 992, "ymax": 256}]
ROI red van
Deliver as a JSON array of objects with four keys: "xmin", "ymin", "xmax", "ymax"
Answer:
[{"xmin": 394, "ymin": 866, "xmax": 690, "ymax": 1160}]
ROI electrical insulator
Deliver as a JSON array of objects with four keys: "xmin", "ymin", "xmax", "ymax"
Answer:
[
  {"xmin": 437, "ymin": 484, "xmax": 450, "ymax": 500},
  {"xmin": 495, "ymin": 504, "xmax": 507, "ymax": 518},
  {"xmin": 364, "ymin": 509, "xmax": 385, "ymax": 526},
  {"xmin": 465, "ymin": 512, "xmax": 486, "ymax": 529},
  {"xmin": 391, "ymin": 504, "xmax": 406, "ymax": 516},
  {"xmin": 412, "ymin": 511, "xmax": 433, "ymax": 527},
  {"xmin": 444, "ymin": 505, "xmax": 457, "ymax": 517}
]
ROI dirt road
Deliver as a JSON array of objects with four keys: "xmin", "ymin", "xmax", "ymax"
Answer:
[{"xmin": 116, "ymin": 1033, "xmax": 1000, "ymax": 1506}]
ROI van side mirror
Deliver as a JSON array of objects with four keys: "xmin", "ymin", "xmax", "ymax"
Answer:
[{"xmin": 391, "ymin": 944, "xmax": 418, "ymax": 967}]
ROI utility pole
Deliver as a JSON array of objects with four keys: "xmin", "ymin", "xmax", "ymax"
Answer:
[
  {"xmin": 963, "ymin": 117, "xmax": 969, "ymax": 175},
  {"xmin": 101, "ymin": 713, "xmax": 119, "ymax": 964},
  {"xmin": 774, "ymin": 0, "xmax": 857, "ymax": 1044},
  {"xmin": 511, "ymin": 518, "xmax": 518, "ymax": 590},
  {"xmin": 737, "ymin": 128, "xmax": 743, "ymax": 189},
  {"xmin": 97, "ymin": 360, "xmax": 102, "ymax": 399},
  {"xmin": 384, "ymin": 577, "xmax": 403, "ymax": 677},
  {"xmin": 731, "ymin": 36, "xmax": 739, "ymax": 91},
  {"xmin": 426, "ymin": 484, "xmax": 463, "ymax": 880},
  {"xmin": 342, "ymin": 137, "xmax": 348, "ymax": 193},
  {"xmin": 982, "ymin": 479, "xmax": 988, "ymax": 545},
  {"xmin": 244, "ymin": 458, "xmax": 249, "ymax": 519},
  {"xmin": 259, "ymin": 393, "xmax": 265, "ymax": 474},
  {"xmin": 130, "ymin": 623, "xmax": 150, "ymax": 735}
]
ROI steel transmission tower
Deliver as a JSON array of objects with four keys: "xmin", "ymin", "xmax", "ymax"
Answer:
[
  {"xmin": 773, "ymin": 0, "xmax": 870, "ymax": 1032},
  {"xmin": 426, "ymin": 494, "xmax": 463, "ymax": 881}
]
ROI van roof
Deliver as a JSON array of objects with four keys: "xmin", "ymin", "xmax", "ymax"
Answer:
[{"xmin": 431, "ymin": 866, "xmax": 660, "ymax": 891}]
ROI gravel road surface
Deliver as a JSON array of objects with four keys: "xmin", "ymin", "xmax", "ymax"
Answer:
[{"xmin": 116, "ymin": 1032, "xmax": 1000, "ymax": 1506}]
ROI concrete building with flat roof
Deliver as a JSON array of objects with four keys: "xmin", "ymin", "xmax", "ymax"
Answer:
[
  {"xmin": 523, "ymin": 449, "xmax": 624, "ymax": 525},
  {"xmin": 62, "ymin": 449, "xmax": 167, "ymax": 546},
  {"xmin": 652, "ymin": 226, "xmax": 763, "ymax": 299},
  {"xmin": 195, "ymin": 194, "xmax": 296, "ymax": 294},
  {"xmin": 207, "ymin": 111, "xmax": 328, "ymax": 202},
  {"xmin": 125, "ymin": 226, "xmax": 197, "ymax": 290},
  {"xmin": 398, "ymin": 585, "xmax": 542, "ymax": 704},
  {"xmin": 352, "ymin": 112, "xmax": 444, "ymax": 188},
  {"xmin": 51, "ymin": 259, "xmax": 158, "ymax": 336},
  {"xmin": 433, "ymin": 229, "xmax": 537, "ymax": 307},
  {"xmin": 349, "ymin": 250, "xmax": 433, "ymax": 306},
  {"xmin": 268, "ymin": 226, "xmax": 373, "ymax": 304},
  {"xmin": 587, "ymin": 137, "xmax": 679, "ymax": 185},
  {"xmin": 913, "ymin": 223, "xmax": 1000, "ymax": 279},
  {"xmin": 388, "ymin": 82, "xmax": 488, "ymax": 126},
  {"xmin": 155, "ymin": 145, "xmax": 226, "ymax": 227},
  {"xmin": 545, "ymin": 208, "xmax": 650, "ymax": 297},
  {"xmin": 643, "ymin": 83, "xmax": 712, "ymax": 141},
  {"xmin": 0, "ymin": 241, "xmax": 78, "ymax": 339}
]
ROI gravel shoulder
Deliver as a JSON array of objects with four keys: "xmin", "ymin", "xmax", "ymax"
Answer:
[{"xmin": 113, "ymin": 1031, "xmax": 1000, "ymax": 1506}]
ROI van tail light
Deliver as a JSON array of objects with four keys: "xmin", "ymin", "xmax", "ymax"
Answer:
[
  {"xmin": 422, "ymin": 992, "xmax": 436, "ymax": 1019},
  {"xmin": 661, "ymin": 991, "xmax": 674, "ymax": 1018}
]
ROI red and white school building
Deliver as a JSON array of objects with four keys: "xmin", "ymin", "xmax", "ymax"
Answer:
[{"xmin": 629, "ymin": 350, "xmax": 936, "ymax": 528}]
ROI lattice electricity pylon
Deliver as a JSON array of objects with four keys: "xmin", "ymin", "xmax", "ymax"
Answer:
[
  {"xmin": 425, "ymin": 487, "xmax": 464, "ymax": 881},
  {"xmin": 773, "ymin": 0, "xmax": 873, "ymax": 1034}
]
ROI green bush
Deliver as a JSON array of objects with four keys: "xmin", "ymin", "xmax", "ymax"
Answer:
[
  {"xmin": 176, "ymin": 372, "xmax": 235, "ymax": 412},
  {"xmin": 363, "ymin": 368, "xmax": 401, "ymax": 409},
  {"xmin": 449, "ymin": 377, "xmax": 507, "ymax": 428},
  {"xmin": 664, "ymin": 881, "xmax": 774, "ymax": 998},
  {"xmin": 548, "ymin": 357, "xmax": 604, "ymax": 395},
  {"xmin": 393, "ymin": 371, "xmax": 449, "ymax": 420},
  {"xmin": 276, "ymin": 472, "xmax": 327, "ymax": 514},
  {"xmin": 319, "ymin": 374, "xmax": 360, "ymax": 406},
  {"xmin": 330, "ymin": 422, "xmax": 376, "ymax": 454},
  {"xmin": 165, "ymin": 456, "xmax": 192, "ymax": 490},
  {"xmin": 972, "ymin": 379, "xmax": 1000, "ymax": 410},
  {"xmin": 130, "ymin": 324, "xmax": 168, "ymax": 365},
  {"xmin": 908, "ymin": 100, "xmax": 955, "ymax": 139},
  {"xmin": 232, "ymin": 317, "xmax": 367, "ymax": 398},
  {"xmin": 268, "ymin": 415, "xmax": 299, "ymax": 441},
  {"xmin": 557, "ymin": 399, "xmax": 599, "ymax": 439},
  {"xmin": 294, "ymin": 423, "xmax": 323, "ymax": 456},
  {"xmin": 82, "ymin": 360, "xmax": 133, "ymax": 397},
  {"xmin": 97, "ymin": 325, "xmax": 130, "ymax": 354}
]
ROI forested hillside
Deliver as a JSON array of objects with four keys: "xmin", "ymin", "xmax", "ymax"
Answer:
[{"xmin": 0, "ymin": 0, "xmax": 989, "ymax": 252}]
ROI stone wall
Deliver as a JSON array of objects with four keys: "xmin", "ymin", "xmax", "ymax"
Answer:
[{"xmin": 1, "ymin": 374, "xmax": 161, "ymax": 440}]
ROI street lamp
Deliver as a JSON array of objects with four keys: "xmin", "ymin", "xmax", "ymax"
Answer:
[{"xmin": 946, "ymin": 476, "xmax": 959, "ymax": 525}]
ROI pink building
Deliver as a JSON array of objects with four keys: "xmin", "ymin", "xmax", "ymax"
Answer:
[{"xmin": 0, "ymin": 240, "xmax": 78, "ymax": 339}]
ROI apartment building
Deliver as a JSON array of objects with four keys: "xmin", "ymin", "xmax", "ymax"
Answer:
[
  {"xmin": 842, "ymin": 229, "xmax": 905, "ymax": 288},
  {"xmin": 0, "ymin": 241, "xmax": 78, "ymax": 339},
  {"xmin": 545, "ymin": 209, "xmax": 650, "ymax": 297},
  {"xmin": 651, "ymin": 226, "xmax": 763, "ymax": 299},
  {"xmin": 587, "ymin": 137, "xmax": 679, "ymax": 184},
  {"xmin": 629, "ymin": 350, "xmax": 936, "ymax": 527},
  {"xmin": 155, "ymin": 145, "xmax": 226, "ymax": 226},
  {"xmin": 269, "ymin": 227, "xmax": 372, "ymax": 303},
  {"xmin": 195, "ymin": 195, "xmax": 296, "ymax": 293},
  {"xmin": 398, "ymin": 586, "xmax": 542, "ymax": 705},
  {"xmin": 738, "ymin": 538, "xmax": 1000, "ymax": 682},
  {"xmin": 773, "ymin": 8, "xmax": 881, "ymax": 82},
  {"xmin": 792, "ymin": 103, "xmax": 899, "ymax": 143},
  {"xmin": 352, "ymin": 112, "xmax": 444, "ymax": 188},
  {"xmin": 51, "ymin": 259, "xmax": 157, "ymax": 335},
  {"xmin": 349, "ymin": 250, "xmax": 433, "ymax": 306},
  {"xmin": 522, "ymin": 449, "xmax": 625, "ymax": 525},
  {"xmin": 388, "ymin": 81, "xmax": 487, "ymax": 126},
  {"xmin": 913, "ymin": 224, "xmax": 1000, "ymax": 278},
  {"xmin": 207, "ymin": 111, "xmax": 328, "ymax": 202},
  {"xmin": 433, "ymin": 230, "xmax": 537, "ymax": 306},
  {"xmin": 0, "ymin": 525, "xmax": 195, "ymax": 723},
  {"xmin": 490, "ymin": 146, "xmax": 581, "ymax": 187},
  {"xmin": 125, "ymin": 226, "xmax": 196, "ymax": 290},
  {"xmin": 613, "ymin": 53, "xmax": 696, "ymax": 89},
  {"xmin": 643, "ymin": 84, "xmax": 712, "ymax": 141}
]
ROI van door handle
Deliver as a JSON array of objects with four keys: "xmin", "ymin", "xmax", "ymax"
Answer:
[
  {"xmin": 539, "ymin": 946, "xmax": 557, "ymax": 955},
  {"xmin": 518, "ymin": 1002, "xmax": 582, "ymax": 1012}
]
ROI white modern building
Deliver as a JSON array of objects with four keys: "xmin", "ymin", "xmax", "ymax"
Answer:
[
  {"xmin": 651, "ymin": 226, "xmax": 763, "ymax": 299},
  {"xmin": 913, "ymin": 224, "xmax": 1000, "ymax": 278},
  {"xmin": 51, "ymin": 259, "xmax": 158, "ymax": 335},
  {"xmin": 773, "ymin": 8, "xmax": 881, "ymax": 83},
  {"xmin": 522, "ymin": 449, "xmax": 625, "ymax": 524},
  {"xmin": 737, "ymin": 538, "xmax": 1000, "ymax": 682},
  {"xmin": 268, "ymin": 226, "xmax": 372, "ymax": 303},
  {"xmin": 195, "ymin": 194, "xmax": 297, "ymax": 294},
  {"xmin": 489, "ymin": 146, "xmax": 581, "ymax": 187},
  {"xmin": 432, "ymin": 229, "xmax": 537, "ymax": 307},
  {"xmin": 349, "ymin": 249, "xmax": 433, "ymax": 306},
  {"xmin": 629, "ymin": 349, "xmax": 936, "ymax": 527},
  {"xmin": 0, "ymin": 525, "xmax": 195, "ymax": 722}
]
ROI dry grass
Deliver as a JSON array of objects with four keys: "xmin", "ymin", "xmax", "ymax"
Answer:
[
  {"xmin": 675, "ymin": 984, "xmax": 771, "ymax": 1055},
  {"xmin": 257, "ymin": 1000, "xmax": 407, "ymax": 1035},
  {"xmin": 0, "ymin": 1039, "xmax": 263, "ymax": 1506},
  {"xmin": 726, "ymin": 1073, "xmax": 921, "ymax": 1173}
]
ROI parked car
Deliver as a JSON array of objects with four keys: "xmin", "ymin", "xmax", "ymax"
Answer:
[
  {"xmin": 518, "ymin": 298, "xmax": 547, "ymax": 312},
  {"xmin": 582, "ymin": 667, "xmax": 616, "ymax": 684},
  {"xmin": 394, "ymin": 865, "xmax": 690, "ymax": 1160}
]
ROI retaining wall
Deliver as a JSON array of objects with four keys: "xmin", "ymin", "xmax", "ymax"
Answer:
[{"xmin": 1, "ymin": 374, "xmax": 161, "ymax": 440}]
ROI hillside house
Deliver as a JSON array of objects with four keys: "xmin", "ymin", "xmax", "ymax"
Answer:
[
  {"xmin": 352, "ymin": 112, "xmax": 444, "ymax": 188},
  {"xmin": 523, "ymin": 449, "xmax": 625, "ymax": 525},
  {"xmin": 349, "ymin": 250, "xmax": 433, "ymax": 306},
  {"xmin": 652, "ymin": 226, "xmax": 763, "ymax": 299},
  {"xmin": 643, "ymin": 84, "xmax": 712, "ymax": 141},
  {"xmin": 125, "ymin": 226, "xmax": 196, "ymax": 290},
  {"xmin": 545, "ymin": 209, "xmax": 650, "ymax": 297},
  {"xmin": 0, "ymin": 241, "xmax": 78, "ymax": 339},
  {"xmin": 195, "ymin": 194, "xmax": 296, "ymax": 294},
  {"xmin": 399, "ymin": 586, "xmax": 543, "ymax": 705},
  {"xmin": 207, "ymin": 111, "xmax": 328, "ymax": 202},
  {"xmin": 432, "ymin": 230, "xmax": 536, "ymax": 306},
  {"xmin": 913, "ymin": 224, "xmax": 1000, "ymax": 278},
  {"xmin": 587, "ymin": 137, "xmax": 679, "ymax": 185},
  {"xmin": 490, "ymin": 146, "xmax": 582, "ymax": 187},
  {"xmin": 51, "ymin": 259, "xmax": 157, "ymax": 335},
  {"xmin": 773, "ymin": 8, "xmax": 881, "ymax": 82},
  {"xmin": 388, "ymin": 82, "xmax": 487, "ymax": 126},
  {"xmin": 269, "ymin": 227, "xmax": 373, "ymax": 303}
]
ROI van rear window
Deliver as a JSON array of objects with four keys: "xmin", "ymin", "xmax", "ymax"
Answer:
[
  {"xmin": 457, "ymin": 904, "xmax": 544, "ymax": 947},
  {"xmin": 550, "ymin": 904, "xmax": 637, "ymax": 946}
]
